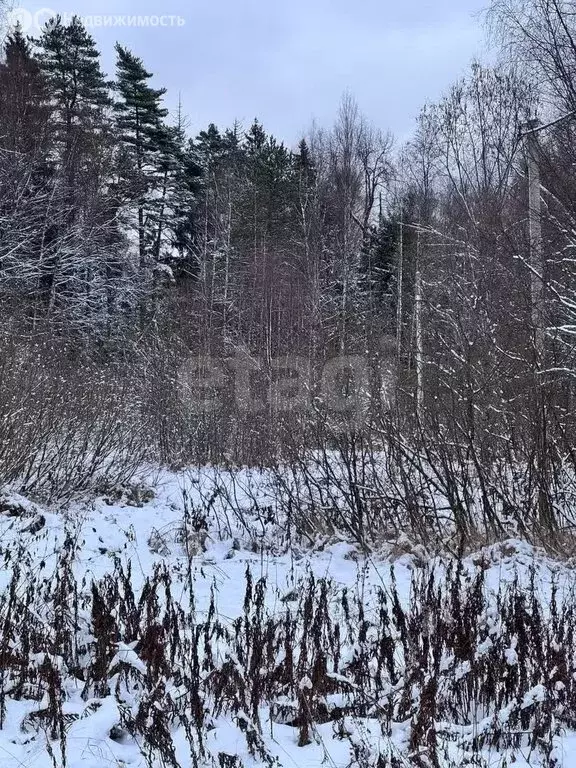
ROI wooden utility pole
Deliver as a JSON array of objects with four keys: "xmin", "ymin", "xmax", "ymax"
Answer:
[
  {"xmin": 396, "ymin": 218, "xmax": 404, "ymax": 370},
  {"xmin": 523, "ymin": 118, "xmax": 551, "ymax": 531},
  {"xmin": 524, "ymin": 119, "xmax": 545, "ymax": 368},
  {"xmin": 521, "ymin": 111, "xmax": 576, "ymax": 361},
  {"xmin": 414, "ymin": 226, "xmax": 424, "ymax": 421}
]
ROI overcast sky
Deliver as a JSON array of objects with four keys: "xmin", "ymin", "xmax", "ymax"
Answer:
[{"xmin": 11, "ymin": 0, "xmax": 489, "ymax": 146}]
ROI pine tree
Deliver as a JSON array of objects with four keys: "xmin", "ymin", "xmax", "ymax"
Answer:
[
  {"xmin": 242, "ymin": 118, "xmax": 295, "ymax": 242},
  {"xmin": 114, "ymin": 44, "xmax": 169, "ymax": 269},
  {"xmin": 192, "ymin": 122, "xmax": 246, "ymax": 330},
  {"xmin": 232, "ymin": 121, "xmax": 302, "ymax": 355},
  {"xmin": 196, "ymin": 123, "xmax": 226, "ymax": 163},
  {"xmin": 34, "ymin": 17, "xmax": 130, "ymax": 333},
  {"xmin": 37, "ymin": 15, "xmax": 111, "ymax": 177}
]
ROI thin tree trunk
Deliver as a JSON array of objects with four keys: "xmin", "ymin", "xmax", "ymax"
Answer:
[
  {"xmin": 396, "ymin": 218, "xmax": 404, "ymax": 371},
  {"xmin": 415, "ymin": 227, "xmax": 424, "ymax": 421}
]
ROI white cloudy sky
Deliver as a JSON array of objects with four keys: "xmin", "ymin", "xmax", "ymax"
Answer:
[{"xmin": 8, "ymin": 0, "xmax": 490, "ymax": 144}]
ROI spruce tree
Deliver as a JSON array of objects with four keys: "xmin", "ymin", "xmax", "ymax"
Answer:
[
  {"xmin": 149, "ymin": 121, "xmax": 201, "ymax": 267},
  {"xmin": 0, "ymin": 24, "xmax": 50, "ymax": 155},
  {"xmin": 295, "ymin": 138, "xmax": 316, "ymax": 188},
  {"xmin": 242, "ymin": 119, "xmax": 295, "ymax": 245},
  {"xmin": 164, "ymin": 128, "xmax": 202, "ymax": 272},
  {"xmin": 0, "ymin": 25, "xmax": 57, "ymax": 318}
]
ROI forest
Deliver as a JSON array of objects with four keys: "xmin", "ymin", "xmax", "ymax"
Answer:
[{"xmin": 2, "ymin": 2, "xmax": 576, "ymax": 548}]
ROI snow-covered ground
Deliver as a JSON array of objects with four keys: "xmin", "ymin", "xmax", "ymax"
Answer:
[{"xmin": 0, "ymin": 469, "xmax": 575, "ymax": 767}]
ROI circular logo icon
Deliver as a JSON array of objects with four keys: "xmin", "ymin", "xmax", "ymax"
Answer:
[
  {"xmin": 34, "ymin": 7, "xmax": 57, "ymax": 31},
  {"xmin": 6, "ymin": 7, "xmax": 33, "ymax": 32}
]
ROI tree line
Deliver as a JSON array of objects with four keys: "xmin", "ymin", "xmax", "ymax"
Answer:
[{"xmin": 3, "ymin": 4, "xmax": 576, "ymax": 546}]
